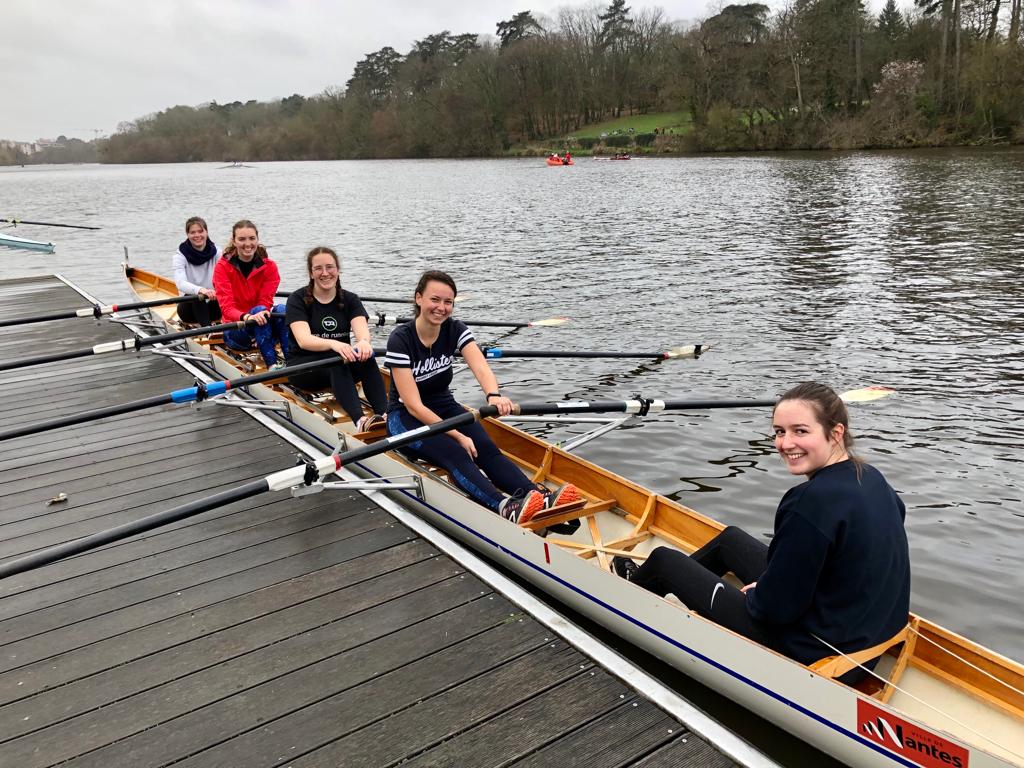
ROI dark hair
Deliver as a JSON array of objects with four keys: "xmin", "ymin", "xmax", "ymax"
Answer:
[
  {"xmin": 184, "ymin": 216, "xmax": 208, "ymax": 233},
  {"xmin": 413, "ymin": 270, "xmax": 457, "ymax": 317},
  {"xmin": 223, "ymin": 219, "xmax": 269, "ymax": 261},
  {"xmin": 774, "ymin": 381, "xmax": 863, "ymax": 473},
  {"xmin": 303, "ymin": 246, "xmax": 344, "ymax": 309}
]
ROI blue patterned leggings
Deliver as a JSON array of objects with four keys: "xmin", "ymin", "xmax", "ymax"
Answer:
[
  {"xmin": 387, "ymin": 397, "xmax": 536, "ymax": 511},
  {"xmin": 223, "ymin": 304, "xmax": 289, "ymax": 366}
]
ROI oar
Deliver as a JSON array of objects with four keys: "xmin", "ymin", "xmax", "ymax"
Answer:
[
  {"xmin": 0, "ymin": 218, "xmax": 101, "ymax": 230},
  {"xmin": 0, "ymin": 405, "xmax": 496, "ymax": 579},
  {"xmin": 0, "ymin": 313, "xmax": 284, "ymax": 373},
  {"xmin": 507, "ymin": 387, "xmax": 895, "ymax": 416},
  {"xmin": 477, "ymin": 344, "xmax": 706, "ymax": 360},
  {"xmin": 0, "ymin": 387, "xmax": 896, "ymax": 576},
  {"xmin": 0, "ymin": 356, "xmax": 345, "ymax": 442},
  {"xmin": 274, "ymin": 292, "xmax": 471, "ymax": 305},
  {"xmin": 373, "ymin": 314, "xmax": 569, "ymax": 329},
  {"xmin": 0, "ymin": 295, "xmax": 201, "ymax": 329}
]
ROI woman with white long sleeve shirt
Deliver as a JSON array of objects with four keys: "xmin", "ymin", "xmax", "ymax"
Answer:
[{"xmin": 172, "ymin": 216, "xmax": 221, "ymax": 326}]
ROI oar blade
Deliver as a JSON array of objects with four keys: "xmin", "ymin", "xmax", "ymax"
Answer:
[
  {"xmin": 662, "ymin": 344, "xmax": 710, "ymax": 359},
  {"xmin": 527, "ymin": 316, "xmax": 570, "ymax": 327},
  {"xmin": 839, "ymin": 386, "xmax": 896, "ymax": 403}
]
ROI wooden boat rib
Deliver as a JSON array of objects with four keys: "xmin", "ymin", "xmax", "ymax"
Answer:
[
  {"xmin": 125, "ymin": 265, "xmax": 1024, "ymax": 768},
  {"xmin": 0, "ymin": 230, "xmax": 55, "ymax": 253}
]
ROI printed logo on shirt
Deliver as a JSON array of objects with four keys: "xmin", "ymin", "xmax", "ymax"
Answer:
[
  {"xmin": 412, "ymin": 353, "xmax": 454, "ymax": 380},
  {"xmin": 321, "ymin": 317, "xmax": 338, "ymax": 332},
  {"xmin": 857, "ymin": 700, "xmax": 968, "ymax": 768}
]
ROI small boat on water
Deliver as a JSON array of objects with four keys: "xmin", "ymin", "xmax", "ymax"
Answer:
[
  {"xmin": 547, "ymin": 156, "xmax": 574, "ymax": 166},
  {"xmin": 0, "ymin": 230, "xmax": 55, "ymax": 253},
  {"xmin": 595, "ymin": 154, "xmax": 632, "ymax": 161},
  {"xmin": 125, "ymin": 264, "xmax": 1024, "ymax": 768}
]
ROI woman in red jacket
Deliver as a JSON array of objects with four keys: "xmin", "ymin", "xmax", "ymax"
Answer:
[{"xmin": 212, "ymin": 219, "xmax": 289, "ymax": 370}]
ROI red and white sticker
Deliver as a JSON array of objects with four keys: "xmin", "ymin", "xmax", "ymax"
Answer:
[{"xmin": 857, "ymin": 700, "xmax": 969, "ymax": 768}]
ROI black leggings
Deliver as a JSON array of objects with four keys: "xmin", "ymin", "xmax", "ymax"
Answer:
[
  {"xmin": 289, "ymin": 357, "xmax": 387, "ymax": 423},
  {"xmin": 178, "ymin": 297, "xmax": 221, "ymax": 326},
  {"xmin": 632, "ymin": 526, "xmax": 769, "ymax": 644}
]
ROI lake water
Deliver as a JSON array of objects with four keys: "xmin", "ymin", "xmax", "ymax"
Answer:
[{"xmin": 2, "ymin": 152, "xmax": 1023, "ymax": 759}]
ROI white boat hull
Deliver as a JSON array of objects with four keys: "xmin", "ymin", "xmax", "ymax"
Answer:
[{"xmin": 126, "ymin": 266, "xmax": 1024, "ymax": 768}]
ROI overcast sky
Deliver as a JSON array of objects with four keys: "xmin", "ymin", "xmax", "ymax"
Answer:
[{"xmin": 2, "ymin": 0, "xmax": 725, "ymax": 143}]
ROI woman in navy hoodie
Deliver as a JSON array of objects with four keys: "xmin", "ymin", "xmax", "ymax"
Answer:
[{"xmin": 613, "ymin": 382, "xmax": 910, "ymax": 680}]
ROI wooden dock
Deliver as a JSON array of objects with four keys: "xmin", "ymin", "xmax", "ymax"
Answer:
[{"xmin": 0, "ymin": 275, "xmax": 766, "ymax": 767}]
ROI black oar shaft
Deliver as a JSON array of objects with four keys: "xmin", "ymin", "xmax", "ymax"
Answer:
[
  {"xmin": 0, "ymin": 404, "xmax": 499, "ymax": 578},
  {"xmin": 0, "ymin": 218, "xmax": 101, "ymax": 230},
  {"xmin": 0, "ymin": 356, "xmax": 345, "ymax": 442},
  {"xmin": 0, "ymin": 394, "xmax": 173, "ymax": 442},
  {"xmin": 0, "ymin": 295, "xmax": 196, "ymax": 329},
  {"xmin": 513, "ymin": 398, "xmax": 776, "ymax": 416},
  {"xmin": 0, "ymin": 313, "xmax": 283, "ymax": 373},
  {"xmin": 0, "ymin": 479, "xmax": 269, "ymax": 579},
  {"xmin": 481, "ymin": 349, "xmax": 663, "ymax": 360},
  {"xmin": 0, "ymin": 347, "xmax": 95, "ymax": 372}
]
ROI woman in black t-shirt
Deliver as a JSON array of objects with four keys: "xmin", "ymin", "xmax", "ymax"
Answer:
[
  {"xmin": 285, "ymin": 246, "xmax": 386, "ymax": 429},
  {"xmin": 384, "ymin": 270, "xmax": 579, "ymax": 524}
]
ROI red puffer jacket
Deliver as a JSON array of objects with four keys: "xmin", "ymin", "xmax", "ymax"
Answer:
[{"xmin": 212, "ymin": 254, "xmax": 281, "ymax": 322}]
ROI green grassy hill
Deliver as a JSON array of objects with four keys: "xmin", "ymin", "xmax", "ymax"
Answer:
[{"xmin": 569, "ymin": 110, "xmax": 692, "ymax": 139}]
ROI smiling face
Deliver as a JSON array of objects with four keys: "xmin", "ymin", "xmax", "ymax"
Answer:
[
  {"xmin": 186, "ymin": 222, "xmax": 208, "ymax": 250},
  {"xmin": 415, "ymin": 280, "xmax": 455, "ymax": 326},
  {"xmin": 773, "ymin": 399, "xmax": 848, "ymax": 477},
  {"xmin": 309, "ymin": 251, "xmax": 339, "ymax": 293},
  {"xmin": 232, "ymin": 226, "xmax": 259, "ymax": 261}
]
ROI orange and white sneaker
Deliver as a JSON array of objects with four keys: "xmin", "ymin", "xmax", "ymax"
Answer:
[
  {"xmin": 542, "ymin": 483, "xmax": 581, "ymax": 509},
  {"xmin": 499, "ymin": 490, "xmax": 546, "ymax": 524}
]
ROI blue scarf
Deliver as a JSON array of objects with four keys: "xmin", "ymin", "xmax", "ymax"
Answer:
[{"xmin": 178, "ymin": 238, "xmax": 217, "ymax": 267}]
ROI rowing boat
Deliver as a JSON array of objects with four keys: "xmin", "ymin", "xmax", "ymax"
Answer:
[
  {"xmin": 125, "ymin": 264, "xmax": 1024, "ymax": 768},
  {"xmin": 0, "ymin": 231, "xmax": 55, "ymax": 253}
]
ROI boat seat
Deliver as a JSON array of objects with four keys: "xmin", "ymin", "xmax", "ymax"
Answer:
[{"xmin": 809, "ymin": 624, "xmax": 911, "ymax": 680}]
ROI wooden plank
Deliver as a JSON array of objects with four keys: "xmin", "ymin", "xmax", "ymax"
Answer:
[
  {"xmin": 289, "ymin": 654, "xmax": 613, "ymax": 768},
  {"xmin": 0, "ymin": 527, "xmax": 419, "ymax": 704},
  {"xmin": 1, "ymin": 554, "xmax": 464, "ymax": 738},
  {"xmin": 0, "ymin": 491, "xmax": 379, "ymax": 600},
  {"xmin": 0, "ymin": 493, "xmax": 368, "ymax": 617},
  {"xmin": 509, "ymin": 699, "xmax": 680, "ymax": 767},
  {"xmin": 0, "ymin": 511, "xmax": 399, "ymax": 668},
  {"xmin": 2, "ymin": 576, "xmax": 490, "ymax": 766},
  {"xmin": 65, "ymin": 598, "xmax": 548, "ymax": 768},
  {"xmin": 632, "ymin": 736, "xmax": 739, "ymax": 768}
]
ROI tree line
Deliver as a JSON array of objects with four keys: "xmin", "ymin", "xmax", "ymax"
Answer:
[{"xmin": 38, "ymin": 0, "xmax": 1024, "ymax": 163}]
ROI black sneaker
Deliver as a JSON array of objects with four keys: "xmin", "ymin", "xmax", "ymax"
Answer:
[{"xmin": 612, "ymin": 556, "xmax": 639, "ymax": 581}]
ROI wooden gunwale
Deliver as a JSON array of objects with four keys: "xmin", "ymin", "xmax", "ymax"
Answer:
[{"xmin": 124, "ymin": 266, "xmax": 1024, "ymax": 764}]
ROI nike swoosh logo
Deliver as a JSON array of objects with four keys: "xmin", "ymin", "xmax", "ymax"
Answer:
[{"xmin": 709, "ymin": 582, "xmax": 725, "ymax": 611}]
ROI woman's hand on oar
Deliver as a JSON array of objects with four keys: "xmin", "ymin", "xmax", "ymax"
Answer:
[
  {"xmin": 0, "ymin": 403, "xmax": 497, "ymax": 579},
  {"xmin": 0, "ymin": 217, "xmax": 101, "ymax": 230},
  {"xmin": 371, "ymin": 314, "xmax": 568, "ymax": 329},
  {"xmin": 0, "ymin": 294, "xmax": 204, "ymax": 329},
  {"xmin": 474, "ymin": 344, "xmax": 708, "ymax": 361},
  {"xmin": 0, "ymin": 312, "xmax": 284, "ymax": 373}
]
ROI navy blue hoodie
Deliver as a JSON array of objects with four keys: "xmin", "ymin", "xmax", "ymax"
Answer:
[{"xmin": 746, "ymin": 460, "xmax": 910, "ymax": 664}]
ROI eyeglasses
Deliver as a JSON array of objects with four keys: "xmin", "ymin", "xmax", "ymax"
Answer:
[{"xmin": 311, "ymin": 265, "xmax": 338, "ymax": 274}]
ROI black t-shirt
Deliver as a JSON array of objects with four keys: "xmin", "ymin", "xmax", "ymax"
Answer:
[
  {"xmin": 384, "ymin": 318, "xmax": 475, "ymax": 411},
  {"xmin": 284, "ymin": 287, "xmax": 369, "ymax": 363}
]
